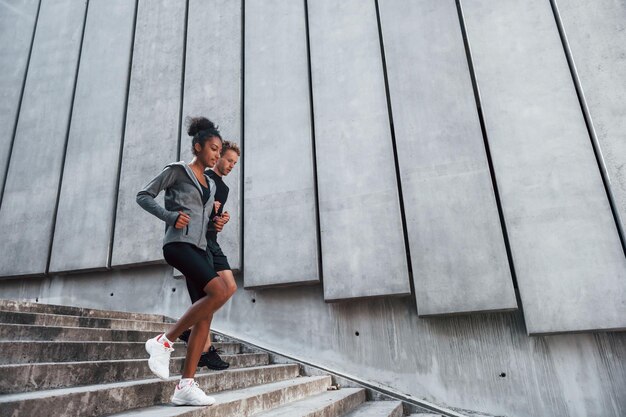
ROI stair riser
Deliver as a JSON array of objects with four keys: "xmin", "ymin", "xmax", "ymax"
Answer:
[
  {"xmin": 0, "ymin": 354, "xmax": 270, "ymax": 394},
  {"xmin": 0, "ymin": 311, "xmax": 171, "ymax": 332},
  {"xmin": 1, "ymin": 365, "xmax": 301, "ymax": 417},
  {"xmin": 304, "ymin": 390, "xmax": 367, "ymax": 417},
  {"xmin": 0, "ymin": 324, "xmax": 166, "ymax": 342},
  {"xmin": 0, "ymin": 342, "xmax": 240, "ymax": 364},
  {"xmin": 0, "ymin": 300, "xmax": 170, "ymax": 322}
]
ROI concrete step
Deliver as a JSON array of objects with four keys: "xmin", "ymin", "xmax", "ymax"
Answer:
[
  {"xmin": 253, "ymin": 387, "xmax": 366, "ymax": 417},
  {"xmin": 342, "ymin": 400, "xmax": 404, "ymax": 417},
  {"xmin": 0, "ymin": 341, "xmax": 240, "ymax": 364},
  {"xmin": 0, "ymin": 364, "xmax": 302, "ymax": 417},
  {"xmin": 0, "ymin": 310, "xmax": 171, "ymax": 332},
  {"xmin": 107, "ymin": 375, "xmax": 332, "ymax": 417},
  {"xmin": 0, "ymin": 323, "xmax": 173, "ymax": 342},
  {"xmin": 0, "ymin": 353, "xmax": 270, "ymax": 394},
  {"xmin": 0, "ymin": 299, "xmax": 172, "ymax": 323}
]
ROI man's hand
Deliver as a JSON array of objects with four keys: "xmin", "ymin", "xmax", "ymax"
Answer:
[
  {"xmin": 175, "ymin": 211, "xmax": 190, "ymax": 229},
  {"xmin": 213, "ymin": 215, "xmax": 227, "ymax": 232}
]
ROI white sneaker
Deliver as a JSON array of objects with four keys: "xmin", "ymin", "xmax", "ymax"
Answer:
[
  {"xmin": 145, "ymin": 334, "xmax": 174, "ymax": 379},
  {"xmin": 171, "ymin": 381, "xmax": 216, "ymax": 406}
]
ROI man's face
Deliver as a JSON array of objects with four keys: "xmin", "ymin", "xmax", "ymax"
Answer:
[{"xmin": 216, "ymin": 149, "xmax": 239, "ymax": 176}]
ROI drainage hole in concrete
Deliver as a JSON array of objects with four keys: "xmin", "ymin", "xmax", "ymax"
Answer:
[
  {"xmin": 172, "ymin": 288, "xmax": 176, "ymax": 292},
  {"xmin": 35, "ymin": 298, "xmax": 39, "ymax": 302},
  {"xmin": 252, "ymin": 298, "xmax": 256, "ymax": 303},
  {"xmin": 110, "ymin": 293, "xmax": 114, "ymax": 297},
  {"xmin": 499, "ymin": 372, "xmax": 506, "ymax": 378},
  {"xmin": 355, "ymin": 331, "xmax": 360, "ymax": 336}
]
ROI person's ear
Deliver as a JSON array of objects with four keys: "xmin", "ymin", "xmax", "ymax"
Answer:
[{"xmin": 194, "ymin": 142, "xmax": 203, "ymax": 154}]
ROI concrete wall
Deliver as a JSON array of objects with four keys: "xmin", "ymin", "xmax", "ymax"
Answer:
[{"xmin": 1, "ymin": 0, "xmax": 626, "ymax": 415}]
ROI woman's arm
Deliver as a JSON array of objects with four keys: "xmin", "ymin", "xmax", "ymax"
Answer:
[{"xmin": 136, "ymin": 166, "xmax": 180, "ymax": 226}]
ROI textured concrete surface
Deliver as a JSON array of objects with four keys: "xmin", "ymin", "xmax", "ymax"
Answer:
[
  {"xmin": 0, "ymin": 0, "xmax": 86, "ymax": 277},
  {"xmin": 0, "ymin": 0, "xmax": 39, "ymax": 199},
  {"xmin": 460, "ymin": 0, "xmax": 626, "ymax": 333},
  {"xmin": 0, "ymin": 365, "xmax": 304, "ymax": 417},
  {"xmin": 243, "ymin": 0, "xmax": 319, "ymax": 287},
  {"xmin": 253, "ymin": 388, "xmax": 366, "ymax": 417},
  {"xmin": 215, "ymin": 277, "xmax": 626, "ymax": 417},
  {"xmin": 111, "ymin": 0, "xmax": 185, "ymax": 267},
  {"xmin": 0, "ymin": 353, "xmax": 269, "ymax": 394},
  {"xmin": 181, "ymin": 0, "xmax": 242, "ymax": 270},
  {"xmin": 342, "ymin": 400, "xmax": 403, "ymax": 417},
  {"xmin": 108, "ymin": 376, "xmax": 331, "ymax": 417},
  {"xmin": 0, "ymin": 310, "xmax": 171, "ymax": 332},
  {"xmin": 0, "ymin": 323, "xmax": 168, "ymax": 342},
  {"xmin": 49, "ymin": 0, "xmax": 136, "ymax": 273},
  {"xmin": 307, "ymin": 0, "xmax": 410, "ymax": 300},
  {"xmin": 378, "ymin": 0, "xmax": 516, "ymax": 316},
  {"xmin": 554, "ymin": 0, "xmax": 626, "ymax": 242},
  {"xmin": 0, "ymin": 298, "xmax": 170, "ymax": 322}
]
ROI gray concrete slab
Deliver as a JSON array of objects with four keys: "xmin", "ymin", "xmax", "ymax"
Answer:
[
  {"xmin": 0, "ymin": 0, "xmax": 86, "ymax": 277},
  {"xmin": 252, "ymin": 388, "xmax": 366, "ymax": 417},
  {"xmin": 111, "ymin": 0, "xmax": 185, "ymax": 267},
  {"xmin": 378, "ymin": 0, "xmax": 517, "ymax": 316},
  {"xmin": 49, "ymin": 0, "xmax": 135, "ymax": 273},
  {"xmin": 181, "ymin": 0, "xmax": 242, "ymax": 270},
  {"xmin": 460, "ymin": 0, "xmax": 626, "ymax": 333},
  {"xmin": 243, "ymin": 0, "xmax": 319, "ymax": 288},
  {"xmin": 554, "ymin": 0, "xmax": 626, "ymax": 244},
  {"xmin": 0, "ymin": 0, "xmax": 39, "ymax": 199},
  {"xmin": 342, "ymin": 401, "xmax": 403, "ymax": 417},
  {"xmin": 306, "ymin": 0, "xmax": 410, "ymax": 300}
]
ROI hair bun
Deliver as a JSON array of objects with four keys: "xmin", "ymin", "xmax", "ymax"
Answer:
[{"xmin": 186, "ymin": 116, "xmax": 217, "ymax": 137}]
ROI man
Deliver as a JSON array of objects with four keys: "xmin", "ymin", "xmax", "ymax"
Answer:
[{"xmin": 179, "ymin": 140, "xmax": 240, "ymax": 370}]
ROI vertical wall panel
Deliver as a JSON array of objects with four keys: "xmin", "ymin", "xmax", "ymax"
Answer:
[
  {"xmin": 461, "ymin": 0, "xmax": 626, "ymax": 334},
  {"xmin": 180, "ymin": 0, "xmax": 242, "ymax": 271},
  {"xmin": 49, "ymin": 0, "xmax": 136, "ymax": 273},
  {"xmin": 307, "ymin": 0, "xmax": 410, "ymax": 300},
  {"xmin": 554, "ymin": 0, "xmax": 626, "ymax": 244},
  {"xmin": 0, "ymin": 0, "xmax": 86, "ymax": 277},
  {"xmin": 378, "ymin": 0, "xmax": 517, "ymax": 316},
  {"xmin": 243, "ymin": 0, "xmax": 319, "ymax": 287},
  {"xmin": 0, "ymin": 0, "xmax": 40, "ymax": 199},
  {"xmin": 111, "ymin": 0, "xmax": 185, "ymax": 267}
]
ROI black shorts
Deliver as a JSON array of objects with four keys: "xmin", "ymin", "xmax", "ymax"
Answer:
[
  {"xmin": 163, "ymin": 242, "xmax": 219, "ymax": 303},
  {"xmin": 206, "ymin": 235, "xmax": 231, "ymax": 272}
]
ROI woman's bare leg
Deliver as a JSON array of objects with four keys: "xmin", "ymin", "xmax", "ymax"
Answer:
[{"xmin": 203, "ymin": 270, "xmax": 237, "ymax": 351}]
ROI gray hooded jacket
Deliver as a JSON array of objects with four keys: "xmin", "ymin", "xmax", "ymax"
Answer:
[{"xmin": 136, "ymin": 161, "xmax": 216, "ymax": 250}]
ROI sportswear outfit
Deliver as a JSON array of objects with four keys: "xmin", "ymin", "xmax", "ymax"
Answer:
[{"xmin": 137, "ymin": 161, "xmax": 219, "ymax": 406}]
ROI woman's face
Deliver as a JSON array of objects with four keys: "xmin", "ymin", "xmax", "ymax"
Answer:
[{"xmin": 195, "ymin": 137, "xmax": 222, "ymax": 168}]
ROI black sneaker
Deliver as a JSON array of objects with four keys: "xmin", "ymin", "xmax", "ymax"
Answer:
[
  {"xmin": 198, "ymin": 346, "xmax": 230, "ymax": 370},
  {"xmin": 178, "ymin": 329, "xmax": 191, "ymax": 344}
]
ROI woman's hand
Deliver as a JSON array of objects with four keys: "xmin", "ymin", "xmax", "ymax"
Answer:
[
  {"xmin": 175, "ymin": 211, "xmax": 190, "ymax": 229},
  {"xmin": 214, "ymin": 201, "xmax": 221, "ymax": 213}
]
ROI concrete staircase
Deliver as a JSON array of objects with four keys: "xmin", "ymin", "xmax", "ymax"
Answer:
[{"xmin": 0, "ymin": 300, "xmax": 445, "ymax": 417}]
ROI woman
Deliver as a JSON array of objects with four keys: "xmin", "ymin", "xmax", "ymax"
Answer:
[{"xmin": 136, "ymin": 116, "xmax": 230, "ymax": 406}]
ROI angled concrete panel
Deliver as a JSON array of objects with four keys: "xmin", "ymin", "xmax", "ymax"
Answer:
[
  {"xmin": 307, "ymin": 0, "xmax": 410, "ymax": 300},
  {"xmin": 49, "ymin": 0, "xmax": 136, "ymax": 273},
  {"xmin": 243, "ymin": 0, "xmax": 319, "ymax": 287},
  {"xmin": 0, "ymin": 0, "xmax": 39, "ymax": 199},
  {"xmin": 461, "ymin": 0, "xmax": 626, "ymax": 334},
  {"xmin": 180, "ymin": 0, "xmax": 242, "ymax": 271},
  {"xmin": 554, "ymin": 0, "xmax": 626, "ymax": 245},
  {"xmin": 377, "ymin": 0, "xmax": 517, "ymax": 315},
  {"xmin": 0, "ymin": 0, "xmax": 86, "ymax": 277},
  {"xmin": 111, "ymin": 0, "xmax": 185, "ymax": 267}
]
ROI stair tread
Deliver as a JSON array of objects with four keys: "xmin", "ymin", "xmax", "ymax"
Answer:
[
  {"xmin": 0, "ymin": 363, "xmax": 296, "ymax": 403},
  {"xmin": 253, "ymin": 388, "xmax": 365, "ymax": 417},
  {"xmin": 106, "ymin": 375, "xmax": 332, "ymax": 416},
  {"xmin": 0, "ymin": 299, "xmax": 171, "ymax": 322},
  {"xmin": 342, "ymin": 400, "xmax": 404, "ymax": 417},
  {"xmin": 0, "ymin": 352, "xmax": 266, "ymax": 368},
  {"xmin": 0, "ymin": 310, "xmax": 170, "ymax": 326}
]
